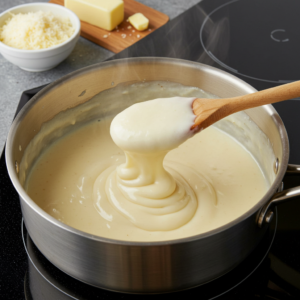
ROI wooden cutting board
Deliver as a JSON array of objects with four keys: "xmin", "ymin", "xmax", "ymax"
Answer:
[{"xmin": 49, "ymin": 0, "xmax": 169, "ymax": 53}]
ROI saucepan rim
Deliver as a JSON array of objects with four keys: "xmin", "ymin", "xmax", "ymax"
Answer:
[{"xmin": 5, "ymin": 57, "xmax": 289, "ymax": 246}]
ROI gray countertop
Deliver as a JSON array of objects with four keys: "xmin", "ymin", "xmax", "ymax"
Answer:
[{"xmin": 0, "ymin": 0, "xmax": 200, "ymax": 152}]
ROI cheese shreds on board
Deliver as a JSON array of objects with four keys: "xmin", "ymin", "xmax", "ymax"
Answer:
[{"xmin": 0, "ymin": 11, "xmax": 75, "ymax": 50}]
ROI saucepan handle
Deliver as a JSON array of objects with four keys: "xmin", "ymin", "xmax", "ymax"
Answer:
[{"xmin": 257, "ymin": 164, "xmax": 300, "ymax": 227}]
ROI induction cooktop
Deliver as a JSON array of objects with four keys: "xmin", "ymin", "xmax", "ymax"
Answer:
[{"xmin": 1, "ymin": 0, "xmax": 300, "ymax": 299}]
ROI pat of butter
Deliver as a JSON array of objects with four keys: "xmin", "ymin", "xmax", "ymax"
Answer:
[
  {"xmin": 128, "ymin": 13, "xmax": 149, "ymax": 31},
  {"xmin": 65, "ymin": 0, "xmax": 124, "ymax": 31}
]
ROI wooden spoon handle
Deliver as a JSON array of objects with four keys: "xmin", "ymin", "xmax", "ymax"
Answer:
[
  {"xmin": 192, "ymin": 80, "xmax": 300, "ymax": 130},
  {"xmin": 222, "ymin": 80, "xmax": 300, "ymax": 110}
]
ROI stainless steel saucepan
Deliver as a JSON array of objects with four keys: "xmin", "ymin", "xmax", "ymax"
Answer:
[{"xmin": 5, "ymin": 58, "xmax": 300, "ymax": 293}]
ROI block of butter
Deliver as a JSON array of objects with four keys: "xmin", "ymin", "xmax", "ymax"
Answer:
[
  {"xmin": 65, "ymin": 0, "xmax": 124, "ymax": 31},
  {"xmin": 128, "ymin": 13, "xmax": 149, "ymax": 31}
]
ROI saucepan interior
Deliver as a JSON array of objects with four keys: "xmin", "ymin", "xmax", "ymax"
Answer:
[{"xmin": 5, "ymin": 57, "xmax": 288, "ymax": 292}]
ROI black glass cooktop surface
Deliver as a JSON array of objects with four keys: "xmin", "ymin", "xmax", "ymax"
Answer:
[
  {"xmin": 199, "ymin": 0, "xmax": 300, "ymax": 85},
  {"xmin": 2, "ymin": 0, "xmax": 300, "ymax": 299}
]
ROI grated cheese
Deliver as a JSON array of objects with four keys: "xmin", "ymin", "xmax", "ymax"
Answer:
[{"xmin": 0, "ymin": 11, "xmax": 75, "ymax": 50}]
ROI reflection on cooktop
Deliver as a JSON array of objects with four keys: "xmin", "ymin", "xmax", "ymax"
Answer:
[{"xmin": 200, "ymin": 0, "xmax": 300, "ymax": 84}]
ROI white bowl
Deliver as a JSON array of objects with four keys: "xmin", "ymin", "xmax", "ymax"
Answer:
[{"xmin": 0, "ymin": 3, "xmax": 81, "ymax": 72}]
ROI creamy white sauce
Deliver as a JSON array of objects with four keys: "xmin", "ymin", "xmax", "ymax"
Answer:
[
  {"xmin": 22, "ymin": 82, "xmax": 272, "ymax": 242},
  {"xmin": 109, "ymin": 97, "xmax": 197, "ymax": 230}
]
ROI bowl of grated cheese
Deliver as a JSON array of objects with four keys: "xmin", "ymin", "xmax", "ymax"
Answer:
[{"xmin": 0, "ymin": 2, "xmax": 80, "ymax": 72}]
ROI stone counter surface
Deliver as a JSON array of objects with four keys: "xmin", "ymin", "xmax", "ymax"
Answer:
[{"xmin": 0, "ymin": 0, "xmax": 200, "ymax": 152}]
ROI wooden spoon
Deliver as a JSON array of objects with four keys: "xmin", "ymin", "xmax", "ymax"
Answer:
[{"xmin": 191, "ymin": 81, "xmax": 300, "ymax": 131}]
